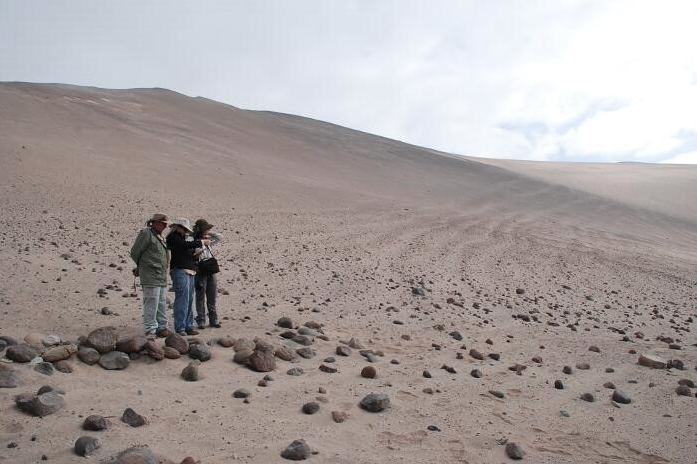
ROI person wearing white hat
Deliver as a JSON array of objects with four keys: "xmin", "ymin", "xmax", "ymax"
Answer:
[{"xmin": 166, "ymin": 217, "xmax": 211, "ymax": 335}]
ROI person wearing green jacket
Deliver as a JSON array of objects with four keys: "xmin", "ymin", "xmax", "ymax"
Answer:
[{"xmin": 130, "ymin": 213, "xmax": 171, "ymax": 337}]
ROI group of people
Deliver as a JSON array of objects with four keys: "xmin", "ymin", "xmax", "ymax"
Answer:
[{"xmin": 130, "ymin": 213, "xmax": 223, "ymax": 337}]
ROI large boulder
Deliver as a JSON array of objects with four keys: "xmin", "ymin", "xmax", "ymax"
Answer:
[
  {"xmin": 16, "ymin": 390, "xmax": 65, "ymax": 417},
  {"xmin": 359, "ymin": 393, "xmax": 390, "ymax": 412},
  {"xmin": 233, "ymin": 338, "xmax": 256, "ymax": 352},
  {"xmin": 116, "ymin": 335, "xmax": 148, "ymax": 354},
  {"xmin": 275, "ymin": 346, "xmax": 297, "ymax": 362},
  {"xmin": 189, "ymin": 343, "xmax": 212, "ymax": 362},
  {"xmin": 86, "ymin": 327, "xmax": 118, "ymax": 353},
  {"xmin": 638, "ymin": 354, "xmax": 667, "ymax": 369},
  {"xmin": 143, "ymin": 341, "xmax": 164, "ymax": 361},
  {"xmin": 6, "ymin": 344, "xmax": 39, "ymax": 363},
  {"xmin": 41, "ymin": 344, "xmax": 77, "ymax": 363},
  {"xmin": 247, "ymin": 349, "xmax": 277, "ymax": 372}
]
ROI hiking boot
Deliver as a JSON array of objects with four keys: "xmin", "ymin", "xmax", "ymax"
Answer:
[
  {"xmin": 210, "ymin": 322, "xmax": 222, "ymax": 328},
  {"xmin": 155, "ymin": 328, "xmax": 172, "ymax": 338},
  {"xmin": 145, "ymin": 329, "xmax": 156, "ymax": 339},
  {"xmin": 185, "ymin": 328, "xmax": 199, "ymax": 336},
  {"xmin": 177, "ymin": 331, "xmax": 187, "ymax": 336},
  {"xmin": 197, "ymin": 323, "xmax": 206, "ymax": 330}
]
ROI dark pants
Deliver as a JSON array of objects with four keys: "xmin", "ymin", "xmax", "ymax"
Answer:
[{"xmin": 195, "ymin": 273, "xmax": 218, "ymax": 325}]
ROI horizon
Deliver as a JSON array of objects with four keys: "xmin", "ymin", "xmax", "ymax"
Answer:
[{"xmin": 1, "ymin": 1, "xmax": 696, "ymax": 164}]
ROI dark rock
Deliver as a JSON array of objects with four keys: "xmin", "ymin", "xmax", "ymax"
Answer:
[
  {"xmin": 576, "ymin": 363, "xmax": 590, "ymax": 370},
  {"xmin": 296, "ymin": 347, "xmax": 316, "ymax": 359},
  {"xmin": 441, "ymin": 364, "xmax": 457, "ymax": 374},
  {"xmin": 287, "ymin": 367, "xmax": 304, "ymax": 376},
  {"xmin": 280, "ymin": 330, "xmax": 297, "ymax": 339},
  {"xmin": 53, "ymin": 360, "xmax": 73, "ymax": 373},
  {"xmin": 143, "ymin": 340, "xmax": 164, "ymax": 360},
  {"xmin": 104, "ymin": 446, "xmax": 158, "ymax": 464},
  {"xmin": 423, "ymin": 370, "xmax": 432, "ymax": 378},
  {"xmin": 471, "ymin": 369, "xmax": 482, "ymax": 378},
  {"xmin": 78, "ymin": 347, "xmax": 101, "ymax": 365},
  {"xmin": 588, "ymin": 346, "xmax": 601, "ymax": 353},
  {"xmin": 678, "ymin": 379, "xmax": 695, "ymax": 388},
  {"xmin": 6, "ymin": 344, "xmax": 39, "ymax": 363},
  {"xmin": 99, "ymin": 351, "xmax": 129, "ymax": 370},
  {"xmin": 74, "ymin": 436, "xmax": 100, "ymax": 457},
  {"xmin": 515, "ymin": 288, "xmax": 525, "ymax": 295},
  {"xmin": 116, "ymin": 335, "xmax": 148, "ymax": 354},
  {"xmin": 505, "ymin": 442, "xmax": 525, "ymax": 460},
  {"xmin": 0, "ymin": 335, "xmax": 18, "ymax": 346},
  {"xmin": 411, "ymin": 286, "xmax": 426, "ymax": 296},
  {"xmin": 612, "ymin": 389, "xmax": 631, "ymax": 404},
  {"xmin": 488, "ymin": 353, "xmax": 500, "ymax": 361},
  {"xmin": 469, "ymin": 349, "xmax": 484, "ymax": 360},
  {"xmin": 336, "ymin": 346, "xmax": 351, "ymax": 356},
  {"xmin": 233, "ymin": 388, "xmax": 251, "ymax": 398},
  {"xmin": 189, "ymin": 343, "xmax": 212, "ymax": 362},
  {"xmin": 37, "ymin": 385, "xmax": 62, "ymax": 395},
  {"xmin": 292, "ymin": 335, "xmax": 313, "ymax": 346},
  {"xmin": 449, "ymin": 331, "xmax": 463, "ymax": 341},
  {"xmin": 603, "ymin": 382, "xmax": 616, "ymax": 389},
  {"xmin": 562, "ymin": 366, "xmax": 573, "ymax": 374},
  {"xmin": 668, "ymin": 359, "xmax": 685, "ymax": 370},
  {"xmin": 181, "ymin": 363, "xmax": 199, "ymax": 381},
  {"xmin": 605, "ymin": 367, "xmax": 615, "ymax": 373},
  {"xmin": 281, "ymin": 439, "xmax": 311, "ymax": 461},
  {"xmin": 298, "ymin": 327, "xmax": 318, "ymax": 337},
  {"xmin": 324, "ymin": 356, "xmax": 335, "ymax": 363},
  {"xmin": 83, "ymin": 415, "xmax": 108, "ymax": 431},
  {"xmin": 121, "ymin": 407, "xmax": 147, "ymax": 427},
  {"xmin": 361, "ymin": 366, "xmax": 377, "ymax": 379},
  {"xmin": 16, "ymin": 391, "xmax": 65, "ymax": 417},
  {"xmin": 302, "ymin": 402, "xmax": 319, "ymax": 414},
  {"xmin": 319, "ymin": 364, "xmax": 337, "ymax": 373},
  {"xmin": 165, "ymin": 333, "xmax": 189, "ymax": 354},
  {"xmin": 86, "ymin": 327, "xmax": 118, "ymax": 353},
  {"xmin": 247, "ymin": 349, "xmax": 276, "ymax": 372},
  {"xmin": 675, "ymin": 385, "xmax": 692, "ymax": 396},
  {"xmin": 277, "ymin": 317, "xmax": 294, "ymax": 329},
  {"xmin": 34, "ymin": 362, "xmax": 54, "ymax": 376},
  {"xmin": 638, "ymin": 354, "xmax": 667, "ymax": 369},
  {"xmin": 360, "ymin": 393, "xmax": 390, "ymax": 412},
  {"xmin": 554, "ymin": 380, "xmax": 564, "ymax": 389},
  {"xmin": 580, "ymin": 393, "xmax": 595, "ymax": 402},
  {"xmin": 164, "ymin": 346, "xmax": 181, "ymax": 359},
  {"xmin": 489, "ymin": 390, "xmax": 505, "ymax": 399}
]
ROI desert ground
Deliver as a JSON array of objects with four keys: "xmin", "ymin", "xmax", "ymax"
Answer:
[{"xmin": 0, "ymin": 82, "xmax": 695, "ymax": 464}]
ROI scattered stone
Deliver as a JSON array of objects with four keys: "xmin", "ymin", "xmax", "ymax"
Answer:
[
  {"xmin": 324, "ymin": 356, "xmax": 335, "ymax": 363},
  {"xmin": 360, "ymin": 393, "xmax": 390, "ymax": 412},
  {"xmin": 116, "ymin": 335, "xmax": 148, "ymax": 354},
  {"xmin": 336, "ymin": 346, "xmax": 351, "ymax": 356},
  {"xmin": 16, "ymin": 390, "xmax": 64, "ymax": 417},
  {"xmin": 441, "ymin": 364, "xmax": 457, "ymax": 374},
  {"xmin": 488, "ymin": 353, "xmax": 501, "ymax": 361},
  {"xmin": 275, "ymin": 346, "xmax": 297, "ymax": 361},
  {"xmin": 489, "ymin": 390, "xmax": 505, "ymax": 399},
  {"xmin": 0, "ymin": 369, "xmax": 19, "ymax": 388},
  {"xmin": 233, "ymin": 338, "xmax": 256, "ymax": 352},
  {"xmin": 531, "ymin": 356, "xmax": 542, "ymax": 363},
  {"xmin": 576, "ymin": 363, "xmax": 590, "ymax": 370},
  {"xmin": 281, "ymin": 439, "xmax": 311, "ymax": 461},
  {"xmin": 86, "ymin": 327, "xmax": 118, "ymax": 353},
  {"xmin": 218, "ymin": 335, "xmax": 235, "ymax": 348},
  {"xmin": 233, "ymin": 349, "xmax": 253, "ymax": 364},
  {"xmin": 603, "ymin": 382, "xmax": 616, "ymax": 389},
  {"xmin": 450, "ymin": 331, "xmax": 463, "ymax": 341},
  {"xmin": 423, "ymin": 369, "xmax": 432, "ymax": 378},
  {"xmin": 348, "ymin": 338, "xmax": 365, "ymax": 349},
  {"xmin": 580, "ymin": 393, "xmax": 595, "ymax": 402},
  {"xmin": 121, "ymin": 407, "xmax": 147, "ymax": 427},
  {"xmin": 104, "ymin": 446, "xmax": 158, "ymax": 464},
  {"xmin": 605, "ymin": 367, "xmax": 615, "ymax": 373},
  {"xmin": 554, "ymin": 380, "xmax": 564, "ymax": 389},
  {"xmin": 165, "ymin": 333, "xmax": 189, "ymax": 355},
  {"xmin": 53, "ymin": 360, "xmax": 73, "ymax": 373},
  {"xmin": 638, "ymin": 354, "xmax": 667, "ymax": 369},
  {"xmin": 302, "ymin": 402, "xmax": 320, "ymax": 414},
  {"xmin": 505, "ymin": 442, "xmax": 525, "ymax": 460},
  {"xmin": 34, "ymin": 362, "xmax": 54, "ymax": 376},
  {"xmin": 588, "ymin": 346, "xmax": 601, "ymax": 353},
  {"xmin": 319, "ymin": 364, "xmax": 337, "ymax": 373},
  {"xmin": 331, "ymin": 410, "xmax": 348, "ymax": 423},
  {"xmin": 143, "ymin": 340, "xmax": 164, "ymax": 360},
  {"xmin": 361, "ymin": 366, "xmax": 377, "ymax": 378},
  {"xmin": 562, "ymin": 366, "xmax": 573, "ymax": 374},
  {"xmin": 678, "ymin": 379, "xmax": 695, "ymax": 388},
  {"xmin": 98, "ymin": 351, "xmax": 129, "ymax": 370},
  {"xmin": 668, "ymin": 359, "xmax": 685, "ymax": 370},
  {"xmin": 247, "ymin": 349, "xmax": 276, "ymax": 372},
  {"xmin": 675, "ymin": 385, "xmax": 692, "ymax": 396},
  {"xmin": 612, "ymin": 390, "xmax": 632, "ymax": 404},
  {"xmin": 74, "ymin": 436, "xmax": 100, "ymax": 457},
  {"xmin": 164, "ymin": 346, "xmax": 181, "ymax": 359},
  {"xmin": 78, "ymin": 347, "xmax": 101, "ymax": 365},
  {"xmin": 296, "ymin": 347, "xmax": 316, "ymax": 359},
  {"xmin": 41, "ymin": 344, "xmax": 77, "ymax": 362},
  {"xmin": 6, "ymin": 344, "xmax": 39, "ymax": 363},
  {"xmin": 287, "ymin": 367, "xmax": 304, "ymax": 376},
  {"xmin": 181, "ymin": 363, "xmax": 199, "ymax": 381},
  {"xmin": 233, "ymin": 388, "xmax": 251, "ymax": 399},
  {"xmin": 189, "ymin": 343, "xmax": 212, "ymax": 362},
  {"xmin": 515, "ymin": 288, "xmax": 525, "ymax": 295},
  {"xmin": 293, "ymin": 335, "xmax": 313, "ymax": 346},
  {"xmin": 471, "ymin": 369, "xmax": 482, "ymax": 378},
  {"xmin": 277, "ymin": 317, "xmax": 294, "ymax": 329},
  {"xmin": 469, "ymin": 349, "xmax": 484, "ymax": 360},
  {"xmin": 83, "ymin": 415, "xmax": 108, "ymax": 431}
]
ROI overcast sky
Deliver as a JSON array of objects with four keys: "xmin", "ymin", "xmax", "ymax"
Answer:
[{"xmin": 2, "ymin": 0, "xmax": 696, "ymax": 164}]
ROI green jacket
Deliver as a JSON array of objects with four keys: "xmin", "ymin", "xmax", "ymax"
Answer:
[{"xmin": 130, "ymin": 227, "xmax": 168, "ymax": 287}]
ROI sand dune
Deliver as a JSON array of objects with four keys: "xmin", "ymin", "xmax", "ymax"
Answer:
[{"xmin": 0, "ymin": 82, "xmax": 695, "ymax": 464}]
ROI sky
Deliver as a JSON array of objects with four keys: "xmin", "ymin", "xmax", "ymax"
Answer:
[{"xmin": 1, "ymin": 0, "xmax": 696, "ymax": 164}]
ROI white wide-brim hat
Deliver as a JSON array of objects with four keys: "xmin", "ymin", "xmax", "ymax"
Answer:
[{"xmin": 169, "ymin": 217, "xmax": 193, "ymax": 233}]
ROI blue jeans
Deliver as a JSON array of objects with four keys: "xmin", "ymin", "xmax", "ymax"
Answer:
[{"xmin": 171, "ymin": 269, "xmax": 195, "ymax": 333}]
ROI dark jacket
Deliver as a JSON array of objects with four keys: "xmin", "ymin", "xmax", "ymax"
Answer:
[
  {"xmin": 166, "ymin": 232, "xmax": 202, "ymax": 271},
  {"xmin": 130, "ymin": 227, "xmax": 168, "ymax": 286}
]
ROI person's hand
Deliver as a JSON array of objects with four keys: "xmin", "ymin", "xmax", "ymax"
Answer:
[{"xmin": 202, "ymin": 239, "xmax": 211, "ymax": 246}]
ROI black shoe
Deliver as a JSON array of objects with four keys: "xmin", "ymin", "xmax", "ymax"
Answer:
[
  {"xmin": 210, "ymin": 322, "xmax": 221, "ymax": 328},
  {"xmin": 197, "ymin": 323, "xmax": 206, "ymax": 330}
]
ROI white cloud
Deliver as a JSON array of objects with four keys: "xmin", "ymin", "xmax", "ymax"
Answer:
[{"xmin": 661, "ymin": 151, "xmax": 697, "ymax": 164}]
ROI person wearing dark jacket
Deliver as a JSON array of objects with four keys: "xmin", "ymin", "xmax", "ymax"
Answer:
[
  {"xmin": 166, "ymin": 217, "xmax": 210, "ymax": 335},
  {"xmin": 193, "ymin": 219, "xmax": 223, "ymax": 329},
  {"xmin": 130, "ymin": 213, "xmax": 171, "ymax": 337}
]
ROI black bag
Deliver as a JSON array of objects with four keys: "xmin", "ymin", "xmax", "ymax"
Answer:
[{"xmin": 197, "ymin": 246, "xmax": 220, "ymax": 275}]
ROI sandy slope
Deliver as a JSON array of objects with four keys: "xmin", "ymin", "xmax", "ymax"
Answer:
[{"xmin": 0, "ymin": 82, "xmax": 695, "ymax": 464}]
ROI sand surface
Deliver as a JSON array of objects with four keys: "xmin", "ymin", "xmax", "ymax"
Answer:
[{"xmin": 0, "ymin": 82, "xmax": 696, "ymax": 464}]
